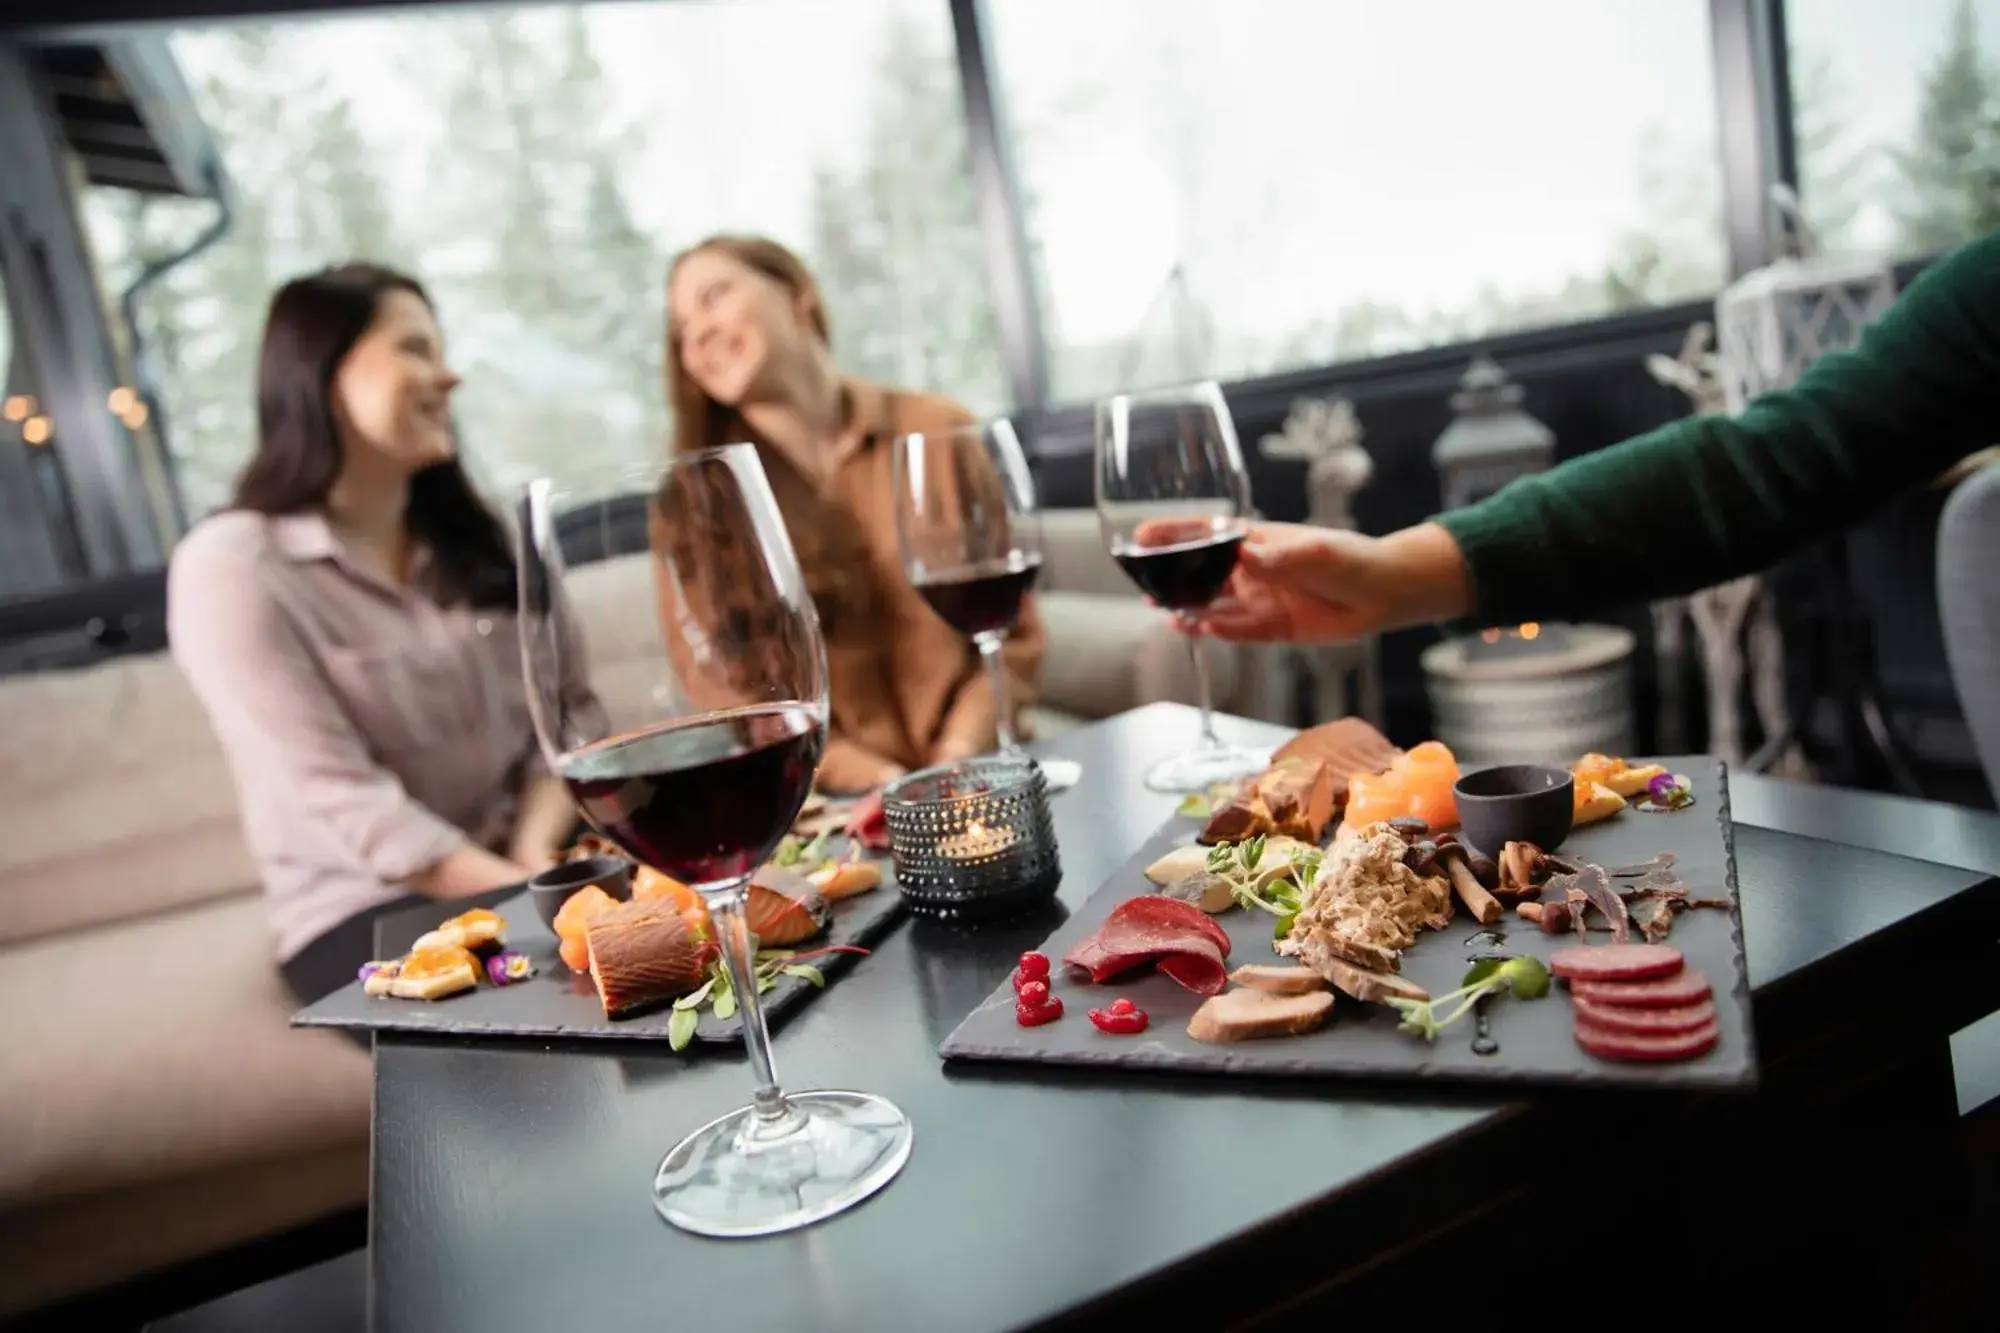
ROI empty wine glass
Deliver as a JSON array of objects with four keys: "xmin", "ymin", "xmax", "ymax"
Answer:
[
  {"xmin": 517, "ymin": 444, "xmax": 912, "ymax": 1238},
  {"xmin": 1094, "ymin": 380, "xmax": 1265, "ymax": 792},
  {"xmin": 893, "ymin": 418, "xmax": 1080, "ymax": 791}
]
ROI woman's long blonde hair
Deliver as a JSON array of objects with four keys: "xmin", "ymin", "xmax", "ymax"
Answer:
[
  {"xmin": 665, "ymin": 234, "xmax": 832, "ymax": 456},
  {"xmin": 659, "ymin": 234, "xmax": 876, "ymax": 639}
]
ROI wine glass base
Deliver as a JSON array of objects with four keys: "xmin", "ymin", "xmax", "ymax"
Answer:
[
  {"xmin": 1035, "ymin": 757, "xmax": 1083, "ymax": 792},
  {"xmin": 652, "ymin": 1090, "xmax": 913, "ymax": 1238},
  {"xmin": 1143, "ymin": 744, "xmax": 1268, "ymax": 793}
]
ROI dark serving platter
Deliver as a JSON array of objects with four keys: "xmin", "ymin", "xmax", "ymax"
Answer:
[
  {"xmin": 292, "ymin": 844, "xmax": 905, "ymax": 1046},
  {"xmin": 941, "ymin": 756, "xmax": 1758, "ymax": 1092}
]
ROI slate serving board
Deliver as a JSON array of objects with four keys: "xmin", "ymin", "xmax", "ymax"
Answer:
[
  {"xmin": 292, "ymin": 847, "xmax": 905, "ymax": 1045},
  {"xmin": 940, "ymin": 756, "xmax": 1758, "ymax": 1092}
]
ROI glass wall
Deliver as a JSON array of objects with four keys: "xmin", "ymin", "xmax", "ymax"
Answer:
[
  {"xmin": 1788, "ymin": 0, "xmax": 2000, "ymax": 259},
  {"xmin": 985, "ymin": 0, "xmax": 1729, "ymax": 401},
  {"xmin": 83, "ymin": 0, "xmax": 1003, "ymax": 517}
]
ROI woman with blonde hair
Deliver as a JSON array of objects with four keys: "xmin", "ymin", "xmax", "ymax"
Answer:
[{"xmin": 662, "ymin": 234, "xmax": 1044, "ymax": 794}]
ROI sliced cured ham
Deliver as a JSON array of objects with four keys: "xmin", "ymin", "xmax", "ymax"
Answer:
[{"xmin": 1062, "ymin": 896, "xmax": 1232, "ymax": 996}]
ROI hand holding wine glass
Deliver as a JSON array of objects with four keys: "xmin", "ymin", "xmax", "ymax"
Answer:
[
  {"xmin": 1095, "ymin": 380, "xmax": 1266, "ymax": 793},
  {"xmin": 517, "ymin": 445, "xmax": 912, "ymax": 1238}
]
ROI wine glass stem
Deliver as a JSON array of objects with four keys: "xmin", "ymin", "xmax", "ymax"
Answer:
[
  {"xmin": 1182, "ymin": 616, "xmax": 1221, "ymax": 749},
  {"xmin": 977, "ymin": 633, "xmax": 1021, "ymax": 754},
  {"xmin": 708, "ymin": 882, "xmax": 799, "ymax": 1135}
]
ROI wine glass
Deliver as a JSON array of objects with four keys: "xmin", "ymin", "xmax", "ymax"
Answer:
[
  {"xmin": 893, "ymin": 418, "xmax": 1080, "ymax": 792},
  {"xmin": 517, "ymin": 444, "xmax": 913, "ymax": 1238},
  {"xmin": 1094, "ymin": 379, "xmax": 1266, "ymax": 792}
]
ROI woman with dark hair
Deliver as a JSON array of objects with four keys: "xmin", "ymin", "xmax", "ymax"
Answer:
[
  {"xmin": 664, "ymin": 234, "xmax": 1045, "ymax": 793},
  {"xmin": 169, "ymin": 263, "xmax": 596, "ymax": 1004}
]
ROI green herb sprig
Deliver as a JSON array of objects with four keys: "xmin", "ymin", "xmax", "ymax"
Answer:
[
  {"xmin": 1385, "ymin": 955, "xmax": 1551, "ymax": 1042},
  {"xmin": 665, "ymin": 943, "xmax": 858, "ymax": 1051},
  {"xmin": 1201, "ymin": 836, "xmax": 1324, "ymax": 942}
]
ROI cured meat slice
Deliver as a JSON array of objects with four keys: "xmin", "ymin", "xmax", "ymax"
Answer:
[
  {"xmin": 1572, "ymin": 969, "xmax": 1712, "ymax": 1009},
  {"xmin": 1571, "ymin": 996, "xmax": 1717, "ymax": 1036},
  {"xmin": 1061, "ymin": 896, "xmax": 1233, "ymax": 996},
  {"xmin": 1573, "ymin": 1018, "xmax": 1719, "ymax": 1063},
  {"xmin": 1548, "ymin": 942, "xmax": 1683, "ymax": 983}
]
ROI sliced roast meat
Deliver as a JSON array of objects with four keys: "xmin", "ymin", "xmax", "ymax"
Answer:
[
  {"xmin": 1571, "ymin": 969, "xmax": 1712, "ymax": 1009},
  {"xmin": 1229, "ymin": 964, "xmax": 1329, "ymax": 996},
  {"xmin": 1574, "ymin": 1017, "xmax": 1719, "ymax": 1063},
  {"xmin": 1188, "ymin": 988, "xmax": 1334, "ymax": 1043},
  {"xmin": 1548, "ymin": 942, "xmax": 1683, "ymax": 983},
  {"xmin": 1571, "ymin": 995, "xmax": 1717, "ymax": 1036}
]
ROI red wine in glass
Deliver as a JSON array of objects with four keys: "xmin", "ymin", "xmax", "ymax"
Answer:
[
  {"xmin": 559, "ymin": 703, "xmax": 824, "ymax": 883},
  {"xmin": 1111, "ymin": 532, "xmax": 1243, "ymax": 610},
  {"xmin": 912, "ymin": 553, "xmax": 1042, "ymax": 639}
]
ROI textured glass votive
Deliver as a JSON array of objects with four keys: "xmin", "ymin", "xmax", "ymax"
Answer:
[{"xmin": 881, "ymin": 756, "xmax": 1061, "ymax": 921}]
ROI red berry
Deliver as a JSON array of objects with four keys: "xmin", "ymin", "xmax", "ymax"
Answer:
[
  {"xmin": 1015, "ymin": 994, "xmax": 1064, "ymax": 1027},
  {"xmin": 1016, "ymin": 952, "xmax": 1050, "ymax": 980},
  {"xmin": 1088, "ymin": 1005, "xmax": 1149, "ymax": 1035},
  {"xmin": 1110, "ymin": 997, "xmax": 1135, "ymax": 1015},
  {"xmin": 1017, "ymin": 979, "xmax": 1050, "ymax": 1007}
]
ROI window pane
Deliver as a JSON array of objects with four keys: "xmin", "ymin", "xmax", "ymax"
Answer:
[
  {"xmin": 1789, "ymin": 0, "xmax": 2000, "ymax": 261},
  {"xmin": 87, "ymin": 0, "xmax": 1004, "ymax": 516},
  {"xmin": 987, "ymin": 0, "xmax": 1728, "ymax": 402}
]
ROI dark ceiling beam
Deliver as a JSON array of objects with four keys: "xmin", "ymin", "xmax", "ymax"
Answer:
[{"xmin": 0, "ymin": 0, "xmax": 538, "ymax": 41}]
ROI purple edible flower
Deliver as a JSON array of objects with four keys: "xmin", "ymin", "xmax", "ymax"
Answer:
[
  {"xmin": 358, "ymin": 960, "xmax": 397, "ymax": 983},
  {"xmin": 485, "ymin": 951, "xmax": 536, "ymax": 986},
  {"xmin": 1647, "ymin": 773, "xmax": 1692, "ymax": 808}
]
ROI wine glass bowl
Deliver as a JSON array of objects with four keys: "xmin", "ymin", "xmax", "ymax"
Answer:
[
  {"xmin": 1095, "ymin": 381, "xmax": 1266, "ymax": 793},
  {"xmin": 895, "ymin": 419, "xmax": 1079, "ymax": 790},
  {"xmin": 517, "ymin": 444, "xmax": 913, "ymax": 1238}
]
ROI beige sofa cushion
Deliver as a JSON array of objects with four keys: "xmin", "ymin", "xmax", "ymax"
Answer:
[
  {"xmin": 0, "ymin": 652, "xmax": 258, "ymax": 946},
  {"xmin": 0, "ymin": 890, "xmax": 371, "ymax": 1214},
  {"xmin": 0, "ymin": 1143, "xmax": 368, "ymax": 1317},
  {"xmin": 1036, "ymin": 592, "xmax": 1241, "ymax": 720}
]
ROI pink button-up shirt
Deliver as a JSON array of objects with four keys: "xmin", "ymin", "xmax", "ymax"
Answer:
[{"xmin": 168, "ymin": 509, "xmax": 564, "ymax": 961}]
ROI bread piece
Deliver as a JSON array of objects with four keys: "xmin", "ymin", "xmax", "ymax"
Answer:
[
  {"xmin": 1606, "ymin": 763, "xmax": 1669, "ymax": 798},
  {"xmin": 389, "ymin": 945, "xmax": 479, "ymax": 1001},
  {"xmin": 809, "ymin": 860, "xmax": 882, "ymax": 901},
  {"xmin": 1188, "ymin": 988, "xmax": 1334, "ymax": 1043},
  {"xmin": 414, "ymin": 908, "xmax": 507, "ymax": 954},
  {"xmin": 1144, "ymin": 844, "xmax": 1212, "ymax": 886},
  {"xmin": 1574, "ymin": 780, "xmax": 1627, "ymax": 827},
  {"xmin": 1229, "ymin": 964, "xmax": 1329, "ymax": 996}
]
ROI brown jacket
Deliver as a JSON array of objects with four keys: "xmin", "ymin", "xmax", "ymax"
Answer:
[{"xmin": 663, "ymin": 380, "xmax": 1043, "ymax": 791}]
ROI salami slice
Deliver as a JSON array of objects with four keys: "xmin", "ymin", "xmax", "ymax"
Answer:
[
  {"xmin": 1548, "ymin": 942, "xmax": 1683, "ymax": 983},
  {"xmin": 1572, "ymin": 969, "xmax": 1712, "ymax": 1009},
  {"xmin": 1574, "ymin": 1017, "xmax": 1719, "ymax": 1063},
  {"xmin": 1571, "ymin": 996, "xmax": 1716, "ymax": 1036}
]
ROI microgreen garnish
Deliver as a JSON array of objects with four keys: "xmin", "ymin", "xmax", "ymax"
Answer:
[
  {"xmin": 1385, "ymin": 955, "xmax": 1551, "ymax": 1041},
  {"xmin": 1200, "ymin": 836, "xmax": 1322, "ymax": 940},
  {"xmin": 1176, "ymin": 792, "xmax": 1213, "ymax": 819},
  {"xmin": 771, "ymin": 829, "xmax": 832, "ymax": 868},
  {"xmin": 664, "ymin": 943, "xmax": 867, "ymax": 1050}
]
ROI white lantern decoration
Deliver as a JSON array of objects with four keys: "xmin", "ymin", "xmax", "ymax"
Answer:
[{"xmin": 1713, "ymin": 187, "xmax": 1898, "ymax": 411}]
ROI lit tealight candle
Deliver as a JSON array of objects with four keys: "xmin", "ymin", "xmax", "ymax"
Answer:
[{"xmin": 936, "ymin": 819, "xmax": 1018, "ymax": 862}]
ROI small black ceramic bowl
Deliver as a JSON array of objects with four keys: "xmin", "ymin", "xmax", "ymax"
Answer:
[
  {"xmin": 1453, "ymin": 763, "xmax": 1575, "ymax": 856},
  {"xmin": 525, "ymin": 855, "xmax": 633, "ymax": 931}
]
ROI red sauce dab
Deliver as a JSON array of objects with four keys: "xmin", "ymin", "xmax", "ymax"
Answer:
[{"xmin": 1089, "ymin": 998, "xmax": 1149, "ymax": 1035}]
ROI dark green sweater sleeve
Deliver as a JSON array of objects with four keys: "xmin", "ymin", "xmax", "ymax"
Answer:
[{"xmin": 1437, "ymin": 229, "xmax": 2000, "ymax": 626}]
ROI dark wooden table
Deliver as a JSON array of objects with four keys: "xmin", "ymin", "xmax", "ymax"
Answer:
[{"xmin": 369, "ymin": 704, "xmax": 2000, "ymax": 1330}]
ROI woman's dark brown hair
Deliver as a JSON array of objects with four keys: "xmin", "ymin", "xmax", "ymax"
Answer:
[
  {"xmin": 662, "ymin": 235, "xmax": 874, "ymax": 637},
  {"xmin": 233, "ymin": 262, "xmax": 514, "ymax": 609}
]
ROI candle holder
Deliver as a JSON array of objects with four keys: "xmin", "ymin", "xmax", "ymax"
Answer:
[{"xmin": 881, "ymin": 756, "xmax": 1061, "ymax": 922}]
